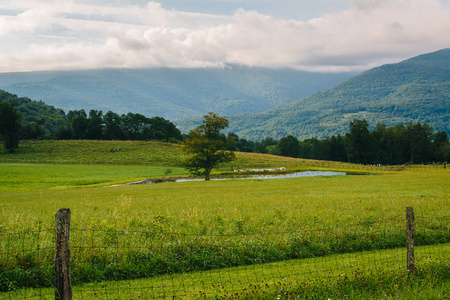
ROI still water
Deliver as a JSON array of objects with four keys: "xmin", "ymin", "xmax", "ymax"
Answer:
[{"xmin": 136, "ymin": 171, "xmax": 346, "ymax": 184}]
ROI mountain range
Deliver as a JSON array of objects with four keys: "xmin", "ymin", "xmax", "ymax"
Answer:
[
  {"xmin": 178, "ymin": 49, "xmax": 450, "ymax": 140},
  {"xmin": 0, "ymin": 67, "xmax": 356, "ymax": 121},
  {"xmin": 1, "ymin": 49, "xmax": 449, "ymax": 141}
]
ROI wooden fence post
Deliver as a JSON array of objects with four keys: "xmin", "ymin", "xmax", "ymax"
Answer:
[
  {"xmin": 406, "ymin": 206, "xmax": 415, "ymax": 274},
  {"xmin": 55, "ymin": 208, "xmax": 72, "ymax": 300}
]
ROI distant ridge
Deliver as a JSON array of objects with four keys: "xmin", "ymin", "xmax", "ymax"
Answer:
[
  {"xmin": 0, "ymin": 66, "xmax": 356, "ymax": 120},
  {"xmin": 202, "ymin": 49, "xmax": 450, "ymax": 140},
  {"xmin": 2, "ymin": 49, "xmax": 449, "ymax": 141}
]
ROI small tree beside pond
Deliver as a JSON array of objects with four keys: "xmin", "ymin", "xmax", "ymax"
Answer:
[{"xmin": 182, "ymin": 112, "xmax": 235, "ymax": 180}]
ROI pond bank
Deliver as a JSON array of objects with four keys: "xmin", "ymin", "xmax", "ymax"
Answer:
[{"xmin": 126, "ymin": 170, "xmax": 347, "ymax": 185}]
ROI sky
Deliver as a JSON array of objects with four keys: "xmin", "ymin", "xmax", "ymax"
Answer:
[{"xmin": 1, "ymin": 0, "xmax": 450, "ymax": 73}]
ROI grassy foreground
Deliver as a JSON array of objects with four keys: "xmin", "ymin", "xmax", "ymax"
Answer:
[
  {"xmin": 2, "ymin": 243, "xmax": 449, "ymax": 299},
  {"xmin": 0, "ymin": 140, "xmax": 449, "ymax": 298}
]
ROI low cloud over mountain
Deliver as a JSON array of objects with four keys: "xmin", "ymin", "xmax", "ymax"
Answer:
[{"xmin": 1, "ymin": 0, "xmax": 450, "ymax": 72}]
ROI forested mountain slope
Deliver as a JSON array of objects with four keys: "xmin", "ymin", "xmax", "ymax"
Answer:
[
  {"xmin": 0, "ymin": 90, "xmax": 65, "ymax": 134},
  {"xmin": 0, "ymin": 67, "xmax": 356, "ymax": 120},
  {"xmin": 206, "ymin": 49, "xmax": 450, "ymax": 140}
]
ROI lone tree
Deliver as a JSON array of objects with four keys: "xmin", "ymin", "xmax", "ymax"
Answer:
[{"xmin": 183, "ymin": 112, "xmax": 235, "ymax": 180}]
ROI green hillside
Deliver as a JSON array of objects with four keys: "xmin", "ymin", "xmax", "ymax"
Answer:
[
  {"xmin": 0, "ymin": 89, "xmax": 65, "ymax": 134},
  {"xmin": 195, "ymin": 49, "xmax": 450, "ymax": 140},
  {"xmin": 0, "ymin": 139, "xmax": 311, "ymax": 170}
]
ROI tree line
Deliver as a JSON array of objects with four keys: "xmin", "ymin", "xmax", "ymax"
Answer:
[
  {"xmin": 1, "ymin": 97, "xmax": 449, "ymax": 165},
  {"xmin": 0, "ymin": 100, "xmax": 182, "ymax": 152},
  {"xmin": 54, "ymin": 110, "xmax": 182, "ymax": 141},
  {"xmin": 228, "ymin": 119, "xmax": 449, "ymax": 164}
]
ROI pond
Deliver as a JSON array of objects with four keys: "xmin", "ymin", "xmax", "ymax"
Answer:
[{"xmin": 133, "ymin": 171, "xmax": 346, "ymax": 184}]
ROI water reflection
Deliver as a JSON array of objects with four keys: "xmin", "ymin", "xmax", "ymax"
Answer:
[{"xmin": 138, "ymin": 171, "xmax": 346, "ymax": 184}]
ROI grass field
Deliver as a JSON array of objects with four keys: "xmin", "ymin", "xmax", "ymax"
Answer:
[
  {"xmin": 0, "ymin": 163, "xmax": 190, "ymax": 191},
  {"xmin": 0, "ymin": 140, "xmax": 449, "ymax": 299},
  {"xmin": 0, "ymin": 140, "xmax": 314, "ymax": 168}
]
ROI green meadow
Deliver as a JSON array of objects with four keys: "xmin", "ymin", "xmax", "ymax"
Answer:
[
  {"xmin": 0, "ymin": 140, "xmax": 307, "ymax": 167},
  {"xmin": 0, "ymin": 140, "xmax": 449, "ymax": 299}
]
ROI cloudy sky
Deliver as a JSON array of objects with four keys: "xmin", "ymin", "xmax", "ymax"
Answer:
[{"xmin": 1, "ymin": 0, "xmax": 450, "ymax": 73}]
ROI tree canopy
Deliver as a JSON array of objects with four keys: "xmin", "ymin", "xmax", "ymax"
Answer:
[
  {"xmin": 55, "ymin": 109, "xmax": 182, "ymax": 141},
  {"xmin": 347, "ymin": 119, "xmax": 372, "ymax": 164},
  {"xmin": 0, "ymin": 101, "xmax": 22, "ymax": 153},
  {"xmin": 276, "ymin": 135, "xmax": 300, "ymax": 158},
  {"xmin": 183, "ymin": 112, "xmax": 235, "ymax": 180},
  {"xmin": 223, "ymin": 119, "xmax": 449, "ymax": 165}
]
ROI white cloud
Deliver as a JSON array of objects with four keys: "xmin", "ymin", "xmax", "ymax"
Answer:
[
  {"xmin": 0, "ymin": 7, "xmax": 54, "ymax": 35},
  {"xmin": 1, "ymin": 0, "xmax": 450, "ymax": 72}
]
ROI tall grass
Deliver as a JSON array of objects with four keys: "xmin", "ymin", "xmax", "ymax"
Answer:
[{"xmin": 1, "ymin": 168, "xmax": 448, "ymax": 233}]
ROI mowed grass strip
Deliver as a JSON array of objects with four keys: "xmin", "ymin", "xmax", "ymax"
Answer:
[{"xmin": 1, "ymin": 243, "xmax": 448, "ymax": 300}]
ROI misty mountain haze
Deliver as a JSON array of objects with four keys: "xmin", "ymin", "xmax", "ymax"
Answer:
[{"xmin": 0, "ymin": 66, "xmax": 357, "ymax": 120}]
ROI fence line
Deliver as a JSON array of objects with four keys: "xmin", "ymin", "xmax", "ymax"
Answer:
[
  {"xmin": 0, "ymin": 208, "xmax": 449, "ymax": 299},
  {"xmin": 222, "ymin": 161, "xmax": 447, "ymax": 173}
]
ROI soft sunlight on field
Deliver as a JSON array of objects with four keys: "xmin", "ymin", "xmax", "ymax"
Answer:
[{"xmin": 0, "ymin": 141, "xmax": 448, "ymax": 299}]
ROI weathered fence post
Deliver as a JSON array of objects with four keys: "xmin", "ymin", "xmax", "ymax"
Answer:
[
  {"xmin": 406, "ymin": 206, "xmax": 415, "ymax": 274},
  {"xmin": 55, "ymin": 208, "xmax": 72, "ymax": 300}
]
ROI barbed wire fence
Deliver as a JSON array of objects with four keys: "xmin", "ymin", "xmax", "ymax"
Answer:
[{"xmin": 1, "ymin": 207, "xmax": 448, "ymax": 299}]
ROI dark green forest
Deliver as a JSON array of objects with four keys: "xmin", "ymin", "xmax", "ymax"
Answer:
[
  {"xmin": 0, "ymin": 89, "xmax": 65, "ymax": 136},
  {"xmin": 0, "ymin": 90, "xmax": 181, "ymax": 152},
  {"xmin": 229, "ymin": 119, "xmax": 450, "ymax": 165},
  {"xmin": 54, "ymin": 110, "xmax": 181, "ymax": 141}
]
